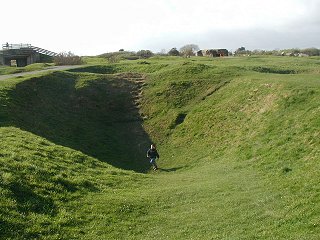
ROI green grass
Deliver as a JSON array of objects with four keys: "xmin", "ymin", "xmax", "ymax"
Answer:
[
  {"xmin": 1, "ymin": 56, "xmax": 320, "ymax": 239},
  {"xmin": 0, "ymin": 63, "xmax": 55, "ymax": 75}
]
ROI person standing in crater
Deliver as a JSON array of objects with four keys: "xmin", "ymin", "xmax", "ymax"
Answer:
[{"xmin": 147, "ymin": 144, "xmax": 160, "ymax": 171}]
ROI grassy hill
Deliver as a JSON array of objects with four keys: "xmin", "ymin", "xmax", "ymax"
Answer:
[{"xmin": 0, "ymin": 56, "xmax": 320, "ymax": 239}]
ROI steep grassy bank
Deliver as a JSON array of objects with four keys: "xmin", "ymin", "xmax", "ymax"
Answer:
[
  {"xmin": 0, "ymin": 71, "xmax": 152, "ymax": 239},
  {"xmin": 1, "ymin": 56, "xmax": 320, "ymax": 239},
  {"xmin": 2, "ymin": 71, "xmax": 151, "ymax": 171}
]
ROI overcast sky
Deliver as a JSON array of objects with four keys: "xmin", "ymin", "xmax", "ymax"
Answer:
[{"xmin": 1, "ymin": 0, "xmax": 319, "ymax": 55}]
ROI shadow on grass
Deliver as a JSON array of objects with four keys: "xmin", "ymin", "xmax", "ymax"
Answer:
[
  {"xmin": 0, "ymin": 217, "xmax": 24, "ymax": 240},
  {"xmin": 5, "ymin": 71, "xmax": 152, "ymax": 172},
  {"xmin": 9, "ymin": 181, "xmax": 57, "ymax": 215},
  {"xmin": 159, "ymin": 167, "xmax": 184, "ymax": 172},
  {"xmin": 0, "ymin": 180, "xmax": 58, "ymax": 239}
]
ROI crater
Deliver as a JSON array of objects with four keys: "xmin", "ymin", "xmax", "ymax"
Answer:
[{"xmin": 252, "ymin": 66, "xmax": 297, "ymax": 74}]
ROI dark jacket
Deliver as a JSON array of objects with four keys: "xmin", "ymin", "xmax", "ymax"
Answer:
[{"xmin": 147, "ymin": 148, "xmax": 159, "ymax": 159}]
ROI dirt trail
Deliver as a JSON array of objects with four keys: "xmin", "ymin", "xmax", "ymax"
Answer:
[
  {"xmin": 0, "ymin": 65, "xmax": 82, "ymax": 81},
  {"xmin": 114, "ymin": 72, "xmax": 146, "ymax": 109}
]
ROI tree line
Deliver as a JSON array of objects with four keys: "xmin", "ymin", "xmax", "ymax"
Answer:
[
  {"xmin": 102, "ymin": 45, "xmax": 320, "ymax": 63},
  {"xmin": 234, "ymin": 47, "xmax": 320, "ymax": 56},
  {"xmin": 100, "ymin": 44, "xmax": 201, "ymax": 63},
  {"xmin": 53, "ymin": 45, "xmax": 320, "ymax": 66}
]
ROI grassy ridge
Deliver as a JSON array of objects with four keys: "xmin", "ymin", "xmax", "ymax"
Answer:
[{"xmin": 1, "ymin": 56, "xmax": 320, "ymax": 239}]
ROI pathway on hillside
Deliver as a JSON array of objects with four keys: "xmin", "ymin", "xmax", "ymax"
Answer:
[{"xmin": 0, "ymin": 65, "xmax": 82, "ymax": 81}]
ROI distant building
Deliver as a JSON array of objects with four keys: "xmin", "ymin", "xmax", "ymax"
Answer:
[
  {"xmin": 197, "ymin": 49, "xmax": 229, "ymax": 57},
  {"xmin": 0, "ymin": 43, "xmax": 58, "ymax": 67}
]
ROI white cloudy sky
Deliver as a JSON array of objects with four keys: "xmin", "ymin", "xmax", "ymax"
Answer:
[{"xmin": 1, "ymin": 0, "xmax": 319, "ymax": 55}]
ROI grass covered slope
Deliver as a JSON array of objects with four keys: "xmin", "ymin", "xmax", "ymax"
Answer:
[
  {"xmin": 1, "ymin": 56, "xmax": 320, "ymax": 239},
  {"xmin": 143, "ymin": 56, "xmax": 320, "ymax": 238},
  {"xmin": 0, "ymin": 127, "xmax": 146, "ymax": 239},
  {"xmin": 0, "ymin": 72, "xmax": 150, "ymax": 239},
  {"xmin": 3, "ymin": 71, "xmax": 151, "ymax": 171}
]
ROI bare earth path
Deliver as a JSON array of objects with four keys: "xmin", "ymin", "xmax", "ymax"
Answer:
[{"xmin": 0, "ymin": 65, "xmax": 82, "ymax": 81}]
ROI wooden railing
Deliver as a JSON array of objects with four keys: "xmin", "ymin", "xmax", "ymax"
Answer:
[{"xmin": 2, "ymin": 43, "xmax": 32, "ymax": 50}]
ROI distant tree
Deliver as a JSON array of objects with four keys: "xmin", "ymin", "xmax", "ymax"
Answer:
[
  {"xmin": 251, "ymin": 49, "xmax": 277, "ymax": 56},
  {"xmin": 301, "ymin": 48, "xmax": 320, "ymax": 56},
  {"xmin": 119, "ymin": 49, "xmax": 124, "ymax": 52},
  {"xmin": 160, "ymin": 49, "xmax": 167, "ymax": 55},
  {"xmin": 155, "ymin": 49, "xmax": 167, "ymax": 56},
  {"xmin": 107, "ymin": 55, "xmax": 121, "ymax": 63},
  {"xmin": 168, "ymin": 48, "xmax": 180, "ymax": 56},
  {"xmin": 136, "ymin": 50, "xmax": 154, "ymax": 59},
  {"xmin": 292, "ymin": 48, "xmax": 300, "ymax": 54},
  {"xmin": 234, "ymin": 47, "xmax": 252, "ymax": 56},
  {"xmin": 179, "ymin": 44, "xmax": 200, "ymax": 57}
]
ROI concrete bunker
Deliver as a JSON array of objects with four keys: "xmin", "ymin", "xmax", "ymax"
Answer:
[{"xmin": 0, "ymin": 43, "xmax": 58, "ymax": 67}]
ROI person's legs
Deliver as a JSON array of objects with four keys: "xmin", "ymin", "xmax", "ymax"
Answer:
[{"xmin": 150, "ymin": 158, "xmax": 158, "ymax": 170}]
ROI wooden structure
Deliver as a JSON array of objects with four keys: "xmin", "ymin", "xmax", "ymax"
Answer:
[{"xmin": 0, "ymin": 43, "xmax": 58, "ymax": 67}]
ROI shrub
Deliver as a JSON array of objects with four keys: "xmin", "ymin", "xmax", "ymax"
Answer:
[
  {"xmin": 179, "ymin": 44, "xmax": 199, "ymax": 58},
  {"xmin": 136, "ymin": 50, "xmax": 154, "ymax": 59},
  {"xmin": 54, "ymin": 52, "xmax": 83, "ymax": 65},
  {"xmin": 99, "ymin": 51, "xmax": 139, "ymax": 61}
]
